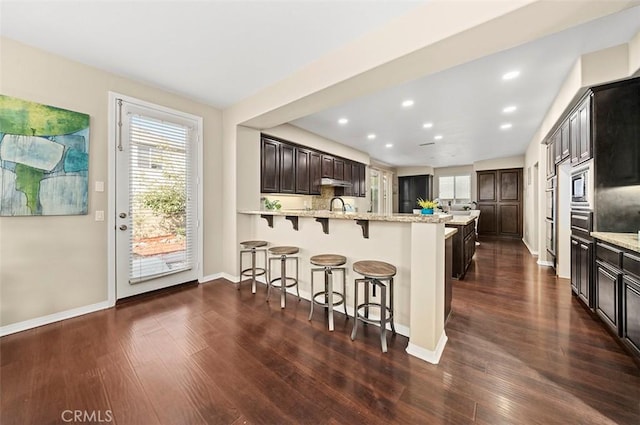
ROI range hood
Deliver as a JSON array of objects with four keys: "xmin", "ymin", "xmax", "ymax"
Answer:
[{"xmin": 320, "ymin": 177, "xmax": 352, "ymax": 188}]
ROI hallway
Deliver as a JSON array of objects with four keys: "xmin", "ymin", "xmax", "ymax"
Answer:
[{"xmin": 1, "ymin": 239, "xmax": 639, "ymax": 424}]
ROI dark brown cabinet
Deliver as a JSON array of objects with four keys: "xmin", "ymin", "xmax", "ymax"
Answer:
[
  {"xmin": 260, "ymin": 134, "xmax": 366, "ymax": 197},
  {"xmin": 477, "ymin": 168, "xmax": 523, "ymax": 238},
  {"xmin": 553, "ymin": 128, "xmax": 562, "ymax": 164},
  {"xmin": 446, "ymin": 219, "xmax": 476, "ymax": 279},
  {"xmin": 623, "ymin": 274, "xmax": 640, "ymax": 358},
  {"xmin": 295, "ymin": 148, "xmax": 310, "ymax": 194},
  {"xmin": 560, "ymin": 120, "xmax": 570, "ymax": 160},
  {"xmin": 570, "ymin": 94, "xmax": 592, "ymax": 165},
  {"xmin": 333, "ymin": 158, "xmax": 345, "ymax": 180},
  {"xmin": 309, "ymin": 152, "xmax": 321, "ymax": 195},
  {"xmin": 321, "ymin": 155, "xmax": 334, "ymax": 178},
  {"xmin": 570, "ymin": 235, "xmax": 593, "ymax": 308},
  {"xmin": 546, "ymin": 140, "xmax": 556, "ymax": 179},
  {"xmin": 279, "ymin": 143, "xmax": 295, "ymax": 194},
  {"xmin": 398, "ymin": 175, "xmax": 432, "ymax": 213},
  {"xmin": 595, "ymin": 242, "xmax": 623, "ymax": 336},
  {"xmin": 261, "ymin": 137, "xmax": 280, "ymax": 193}
]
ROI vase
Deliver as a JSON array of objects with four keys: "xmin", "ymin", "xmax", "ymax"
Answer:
[{"xmin": 421, "ymin": 208, "xmax": 433, "ymax": 215}]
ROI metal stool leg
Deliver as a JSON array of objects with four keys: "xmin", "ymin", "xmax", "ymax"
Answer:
[
  {"xmin": 309, "ymin": 268, "xmax": 315, "ymax": 321},
  {"xmin": 238, "ymin": 250, "xmax": 243, "ymax": 291},
  {"xmin": 342, "ymin": 269, "xmax": 348, "ymax": 317},
  {"xmin": 379, "ymin": 280, "xmax": 388, "ymax": 353},
  {"xmin": 327, "ymin": 268, "xmax": 334, "ymax": 331},
  {"xmin": 251, "ymin": 248, "xmax": 257, "ymax": 294},
  {"xmin": 280, "ymin": 255, "xmax": 286, "ymax": 309},
  {"xmin": 351, "ymin": 278, "xmax": 360, "ymax": 340},
  {"xmin": 295, "ymin": 257, "xmax": 300, "ymax": 301},
  {"xmin": 266, "ymin": 257, "xmax": 274, "ymax": 302},
  {"xmin": 389, "ymin": 277, "xmax": 396, "ymax": 334},
  {"xmin": 364, "ymin": 279, "xmax": 370, "ymax": 320}
]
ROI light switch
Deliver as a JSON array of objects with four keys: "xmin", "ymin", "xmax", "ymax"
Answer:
[
  {"xmin": 95, "ymin": 181, "xmax": 105, "ymax": 192},
  {"xmin": 95, "ymin": 210, "xmax": 104, "ymax": 221}
]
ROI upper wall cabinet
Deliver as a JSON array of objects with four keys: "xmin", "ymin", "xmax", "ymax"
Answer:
[
  {"xmin": 570, "ymin": 93, "xmax": 592, "ymax": 166},
  {"xmin": 260, "ymin": 134, "xmax": 366, "ymax": 197},
  {"xmin": 261, "ymin": 137, "xmax": 280, "ymax": 193}
]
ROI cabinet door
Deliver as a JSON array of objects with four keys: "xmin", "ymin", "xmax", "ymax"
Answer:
[
  {"xmin": 570, "ymin": 238, "xmax": 579, "ymax": 294},
  {"xmin": 351, "ymin": 163, "xmax": 360, "ymax": 197},
  {"xmin": 358, "ymin": 164, "xmax": 366, "ymax": 197},
  {"xmin": 546, "ymin": 142, "xmax": 556, "ymax": 178},
  {"xmin": 343, "ymin": 162, "xmax": 352, "ymax": 196},
  {"xmin": 553, "ymin": 129, "xmax": 562, "ymax": 164},
  {"xmin": 333, "ymin": 158, "xmax": 345, "ymax": 180},
  {"xmin": 596, "ymin": 262, "xmax": 621, "ymax": 335},
  {"xmin": 321, "ymin": 155, "xmax": 334, "ymax": 178},
  {"xmin": 578, "ymin": 242, "xmax": 592, "ymax": 307},
  {"xmin": 260, "ymin": 137, "xmax": 279, "ymax": 193},
  {"xmin": 623, "ymin": 276, "xmax": 640, "ymax": 356},
  {"xmin": 569, "ymin": 110, "xmax": 579, "ymax": 164},
  {"xmin": 578, "ymin": 96, "xmax": 591, "ymax": 163},
  {"xmin": 309, "ymin": 152, "xmax": 321, "ymax": 195},
  {"xmin": 561, "ymin": 120, "xmax": 570, "ymax": 160},
  {"xmin": 279, "ymin": 143, "xmax": 295, "ymax": 194},
  {"xmin": 295, "ymin": 148, "xmax": 310, "ymax": 194},
  {"xmin": 478, "ymin": 171, "xmax": 496, "ymax": 202},
  {"xmin": 463, "ymin": 232, "xmax": 475, "ymax": 269}
]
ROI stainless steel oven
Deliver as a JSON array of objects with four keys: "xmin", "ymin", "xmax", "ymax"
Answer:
[
  {"xmin": 545, "ymin": 177, "xmax": 555, "ymax": 220},
  {"xmin": 546, "ymin": 218, "xmax": 555, "ymax": 256},
  {"xmin": 571, "ymin": 160, "xmax": 594, "ymax": 210}
]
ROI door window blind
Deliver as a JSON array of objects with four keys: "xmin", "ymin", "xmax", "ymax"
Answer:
[{"xmin": 128, "ymin": 113, "xmax": 194, "ymax": 283}]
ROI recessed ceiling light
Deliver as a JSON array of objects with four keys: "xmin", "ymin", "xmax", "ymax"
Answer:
[
  {"xmin": 401, "ymin": 99, "xmax": 414, "ymax": 108},
  {"xmin": 503, "ymin": 105, "xmax": 517, "ymax": 113},
  {"xmin": 434, "ymin": 135, "xmax": 443, "ymax": 140},
  {"xmin": 502, "ymin": 70, "xmax": 520, "ymax": 80},
  {"xmin": 338, "ymin": 118, "xmax": 349, "ymax": 125},
  {"xmin": 500, "ymin": 123, "xmax": 513, "ymax": 130},
  {"xmin": 385, "ymin": 143, "xmax": 393, "ymax": 148},
  {"xmin": 367, "ymin": 133, "xmax": 376, "ymax": 140},
  {"xmin": 423, "ymin": 122, "xmax": 433, "ymax": 129}
]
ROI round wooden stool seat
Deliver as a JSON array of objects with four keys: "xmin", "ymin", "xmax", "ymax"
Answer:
[
  {"xmin": 353, "ymin": 260, "xmax": 396, "ymax": 279},
  {"xmin": 310, "ymin": 254, "xmax": 346, "ymax": 267},
  {"xmin": 269, "ymin": 246, "xmax": 299, "ymax": 256},
  {"xmin": 240, "ymin": 240, "xmax": 268, "ymax": 249}
]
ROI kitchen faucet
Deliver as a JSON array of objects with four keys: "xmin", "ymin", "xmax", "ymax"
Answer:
[{"xmin": 329, "ymin": 197, "xmax": 346, "ymax": 212}]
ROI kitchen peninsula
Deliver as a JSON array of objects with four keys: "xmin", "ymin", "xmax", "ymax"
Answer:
[{"xmin": 238, "ymin": 209, "xmax": 454, "ymax": 363}]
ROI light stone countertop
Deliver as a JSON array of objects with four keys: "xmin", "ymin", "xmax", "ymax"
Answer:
[
  {"xmin": 239, "ymin": 209, "xmax": 453, "ymax": 224},
  {"xmin": 446, "ymin": 215, "xmax": 478, "ymax": 226},
  {"xmin": 445, "ymin": 227, "xmax": 458, "ymax": 240},
  {"xmin": 591, "ymin": 232, "xmax": 640, "ymax": 254}
]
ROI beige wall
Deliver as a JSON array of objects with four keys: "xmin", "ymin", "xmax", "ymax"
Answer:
[
  {"xmin": 473, "ymin": 155, "xmax": 524, "ymax": 171},
  {"xmin": 433, "ymin": 165, "xmax": 477, "ymax": 202},
  {"xmin": 0, "ymin": 38, "xmax": 223, "ymax": 327},
  {"xmin": 397, "ymin": 166, "xmax": 435, "ymax": 177},
  {"xmin": 523, "ymin": 37, "xmax": 640, "ymax": 263}
]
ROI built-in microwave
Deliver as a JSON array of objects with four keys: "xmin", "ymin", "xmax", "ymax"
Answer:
[{"xmin": 571, "ymin": 160, "xmax": 594, "ymax": 210}]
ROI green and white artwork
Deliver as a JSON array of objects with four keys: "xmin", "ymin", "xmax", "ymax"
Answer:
[{"xmin": 0, "ymin": 95, "xmax": 89, "ymax": 216}]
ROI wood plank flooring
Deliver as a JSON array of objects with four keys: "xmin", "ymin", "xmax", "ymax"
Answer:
[{"xmin": 2, "ymin": 239, "xmax": 639, "ymax": 424}]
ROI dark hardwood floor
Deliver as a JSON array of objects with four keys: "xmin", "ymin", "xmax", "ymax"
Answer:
[{"xmin": 2, "ymin": 239, "xmax": 639, "ymax": 424}]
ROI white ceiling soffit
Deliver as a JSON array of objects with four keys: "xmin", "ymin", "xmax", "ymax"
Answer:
[
  {"xmin": 0, "ymin": 0, "xmax": 425, "ymax": 108},
  {"xmin": 291, "ymin": 6, "xmax": 640, "ymax": 168}
]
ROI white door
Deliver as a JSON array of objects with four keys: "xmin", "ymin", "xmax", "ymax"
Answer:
[{"xmin": 114, "ymin": 96, "xmax": 200, "ymax": 300}]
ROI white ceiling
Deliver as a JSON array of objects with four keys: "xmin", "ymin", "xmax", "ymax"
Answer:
[
  {"xmin": 1, "ymin": 2, "xmax": 639, "ymax": 169},
  {"xmin": 292, "ymin": 6, "xmax": 640, "ymax": 168},
  {"xmin": 0, "ymin": 0, "xmax": 423, "ymax": 108}
]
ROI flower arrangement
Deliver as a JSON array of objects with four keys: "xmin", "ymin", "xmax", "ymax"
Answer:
[
  {"xmin": 264, "ymin": 199, "xmax": 282, "ymax": 210},
  {"xmin": 417, "ymin": 198, "xmax": 438, "ymax": 209}
]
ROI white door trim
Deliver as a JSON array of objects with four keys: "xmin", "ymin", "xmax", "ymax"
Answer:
[{"xmin": 107, "ymin": 92, "xmax": 203, "ymax": 305}]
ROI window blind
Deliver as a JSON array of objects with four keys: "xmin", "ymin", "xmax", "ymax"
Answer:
[{"xmin": 128, "ymin": 113, "xmax": 194, "ymax": 284}]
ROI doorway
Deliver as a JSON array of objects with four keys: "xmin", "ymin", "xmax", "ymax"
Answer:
[
  {"xmin": 556, "ymin": 161, "xmax": 571, "ymax": 278},
  {"xmin": 369, "ymin": 168, "xmax": 392, "ymax": 214},
  {"xmin": 109, "ymin": 93, "xmax": 202, "ymax": 301}
]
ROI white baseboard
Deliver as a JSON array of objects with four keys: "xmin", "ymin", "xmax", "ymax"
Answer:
[
  {"xmin": 522, "ymin": 238, "xmax": 539, "ymax": 257},
  {"xmin": 199, "ymin": 272, "xmax": 237, "ymax": 283},
  {"xmin": 537, "ymin": 260, "xmax": 554, "ymax": 267},
  {"xmin": 0, "ymin": 301, "xmax": 111, "ymax": 337},
  {"xmin": 405, "ymin": 331, "xmax": 448, "ymax": 364}
]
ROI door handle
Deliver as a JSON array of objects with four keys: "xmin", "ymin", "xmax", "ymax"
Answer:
[
  {"xmin": 119, "ymin": 212, "xmax": 127, "ymax": 218},
  {"xmin": 119, "ymin": 225, "xmax": 128, "ymax": 231}
]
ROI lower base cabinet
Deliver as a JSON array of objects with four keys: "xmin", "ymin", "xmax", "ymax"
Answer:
[
  {"xmin": 623, "ymin": 275, "xmax": 640, "ymax": 357},
  {"xmin": 595, "ymin": 261, "xmax": 621, "ymax": 336},
  {"xmin": 446, "ymin": 220, "xmax": 476, "ymax": 279},
  {"xmin": 571, "ymin": 235, "xmax": 593, "ymax": 308}
]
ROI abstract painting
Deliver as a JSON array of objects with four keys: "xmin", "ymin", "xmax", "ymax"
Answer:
[{"xmin": 0, "ymin": 95, "xmax": 89, "ymax": 216}]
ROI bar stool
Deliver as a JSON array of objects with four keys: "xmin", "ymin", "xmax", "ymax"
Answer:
[
  {"xmin": 267, "ymin": 246, "xmax": 300, "ymax": 308},
  {"xmin": 351, "ymin": 260, "xmax": 397, "ymax": 353},
  {"xmin": 308, "ymin": 254, "xmax": 347, "ymax": 331},
  {"xmin": 238, "ymin": 240, "xmax": 268, "ymax": 294}
]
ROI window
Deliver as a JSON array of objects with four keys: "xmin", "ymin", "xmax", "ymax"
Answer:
[{"xmin": 438, "ymin": 175, "xmax": 471, "ymax": 203}]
